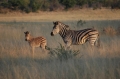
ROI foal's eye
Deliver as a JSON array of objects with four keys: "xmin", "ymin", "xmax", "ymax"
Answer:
[{"xmin": 53, "ymin": 26, "xmax": 57, "ymax": 29}]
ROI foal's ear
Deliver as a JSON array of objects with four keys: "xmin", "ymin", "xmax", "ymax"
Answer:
[
  {"xmin": 53, "ymin": 22, "xmax": 56, "ymax": 25},
  {"xmin": 24, "ymin": 32, "xmax": 26, "ymax": 34},
  {"xmin": 24, "ymin": 31, "xmax": 29, "ymax": 34}
]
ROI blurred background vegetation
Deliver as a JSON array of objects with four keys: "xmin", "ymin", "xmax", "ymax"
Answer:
[{"xmin": 0, "ymin": 0, "xmax": 120, "ymax": 13}]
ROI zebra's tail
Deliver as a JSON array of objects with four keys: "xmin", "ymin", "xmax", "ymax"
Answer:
[{"xmin": 97, "ymin": 34, "xmax": 100, "ymax": 48}]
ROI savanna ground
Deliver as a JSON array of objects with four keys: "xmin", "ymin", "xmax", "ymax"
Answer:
[{"xmin": 0, "ymin": 9, "xmax": 120, "ymax": 79}]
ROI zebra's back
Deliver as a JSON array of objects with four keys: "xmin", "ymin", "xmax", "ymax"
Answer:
[
  {"xmin": 70, "ymin": 28, "xmax": 99, "ymax": 45},
  {"xmin": 29, "ymin": 37, "xmax": 47, "ymax": 47}
]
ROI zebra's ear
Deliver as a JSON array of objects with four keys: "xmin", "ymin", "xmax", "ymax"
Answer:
[{"xmin": 56, "ymin": 22, "xmax": 59, "ymax": 25}]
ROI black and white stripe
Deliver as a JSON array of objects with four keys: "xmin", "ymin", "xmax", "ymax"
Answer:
[{"xmin": 51, "ymin": 21, "xmax": 99, "ymax": 48}]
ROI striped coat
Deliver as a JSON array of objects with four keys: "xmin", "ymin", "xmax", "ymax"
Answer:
[
  {"xmin": 51, "ymin": 21, "xmax": 99, "ymax": 48},
  {"xmin": 24, "ymin": 31, "xmax": 47, "ymax": 57}
]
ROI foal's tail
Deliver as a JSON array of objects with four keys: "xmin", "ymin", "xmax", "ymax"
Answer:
[{"xmin": 45, "ymin": 46, "xmax": 51, "ymax": 50}]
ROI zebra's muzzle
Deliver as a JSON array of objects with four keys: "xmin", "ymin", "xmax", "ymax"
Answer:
[
  {"xmin": 25, "ymin": 39, "xmax": 27, "ymax": 41},
  {"xmin": 51, "ymin": 32, "xmax": 54, "ymax": 36}
]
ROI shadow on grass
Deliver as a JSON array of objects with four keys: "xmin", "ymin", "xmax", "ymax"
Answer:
[{"xmin": 0, "ymin": 56, "xmax": 120, "ymax": 79}]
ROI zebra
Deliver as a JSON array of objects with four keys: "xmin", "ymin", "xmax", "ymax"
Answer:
[
  {"xmin": 24, "ymin": 31, "xmax": 47, "ymax": 58},
  {"xmin": 50, "ymin": 21, "xmax": 99, "ymax": 49}
]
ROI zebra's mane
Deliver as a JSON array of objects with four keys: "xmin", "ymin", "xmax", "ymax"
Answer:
[{"xmin": 59, "ymin": 22, "xmax": 70, "ymax": 30}]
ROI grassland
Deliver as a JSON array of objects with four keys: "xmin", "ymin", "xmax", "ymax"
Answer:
[
  {"xmin": 0, "ymin": 9, "xmax": 120, "ymax": 22},
  {"xmin": 0, "ymin": 9, "xmax": 120, "ymax": 79}
]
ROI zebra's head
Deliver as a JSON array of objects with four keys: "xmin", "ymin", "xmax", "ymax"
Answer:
[
  {"xmin": 51, "ymin": 21, "xmax": 70, "ymax": 36},
  {"xmin": 24, "ymin": 31, "xmax": 30, "ymax": 41}
]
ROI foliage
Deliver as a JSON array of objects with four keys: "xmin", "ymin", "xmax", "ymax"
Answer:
[
  {"xmin": 48, "ymin": 44, "xmax": 81, "ymax": 61},
  {"xmin": 103, "ymin": 26, "xmax": 117, "ymax": 36},
  {"xmin": 76, "ymin": 0, "xmax": 86, "ymax": 6},
  {"xmin": 29, "ymin": 0, "xmax": 41, "ymax": 12},
  {"xmin": 59, "ymin": 0, "xmax": 76, "ymax": 9},
  {"xmin": 77, "ymin": 20, "xmax": 86, "ymax": 27},
  {"xmin": 0, "ymin": 0, "xmax": 120, "ymax": 13},
  {"xmin": 111, "ymin": 0, "xmax": 120, "ymax": 9}
]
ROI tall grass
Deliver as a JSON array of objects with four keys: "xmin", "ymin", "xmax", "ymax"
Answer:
[
  {"xmin": 0, "ymin": 56, "xmax": 119, "ymax": 79},
  {"xmin": 0, "ymin": 21, "xmax": 120, "ymax": 79},
  {"xmin": 103, "ymin": 26, "xmax": 117, "ymax": 36}
]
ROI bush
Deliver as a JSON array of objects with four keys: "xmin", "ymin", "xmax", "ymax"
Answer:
[
  {"xmin": 18, "ymin": 0, "xmax": 30, "ymax": 11},
  {"xmin": 48, "ymin": 44, "xmax": 81, "ymax": 61},
  {"xmin": 49, "ymin": 0, "xmax": 61, "ymax": 11},
  {"xmin": 1, "ymin": 0, "xmax": 30, "ymax": 12},
  {"xmin": 111, "ymin": 0, "xmax": 120, "ymax": 9},
  {"xmin": 1, "ymin": 2, "xmax": 9, "ymax": 8},
  {"xmin": 103, "ymin": 26, "xmax": 117, "ymax": 36},
  {"xmin": 0, "ymin": 0, "xmax": 120, "ymax": 13},
  {"xmin": 76, "ymin": 0, "xmax": 87, "ymax": 6},
  {"xmin": 59, "ymin": 0, "xmax": 76, "ymax": 9},
  {"xmin": 40, "ymin": 0, "xmax": 50, "ymax": 11},
  {"xmin": 77, "ymin": 20, "xmax": 86, "ymax": 27},
  {"xmin": 29, "ymin": 0, "xmax": 42, "ymax": 12}
]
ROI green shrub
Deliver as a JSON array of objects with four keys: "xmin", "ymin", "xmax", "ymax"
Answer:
[
  {"xmin": 59, "ymin": 0, "xmax": 76, "ymax": 9},
  {"xmin": 49, "ymin": 0, "xmax": 61, "ymax": 11},
  {"xmin": 18, "ymin": 0, "xmax": 30, "ymax": 11},
  {"xmin": 24, "ymin": 7, "xmax": 31, "ymax": 13},
  {"xmin": 48, "ymin": 44, "xmax": 81, "ymax": 61},
  {"xmin": 103, "ymin": 26, "xmax": 117, "ymax": 36},
  {"xmin": 29, "ymin": 0, "xmax": 41, "ymax": 12},
  {"xmin": 1, "ymin": 0, "xmax": 120, "ymax": 13},
  {"xmin": 1, "ymin": 1, "xmax": 9, "ymax": 8},
  {"xmin": 1, "ymin": 0, "xmax": 30, "ymax": 11},
  {"xmin": 76, "ymin": 0, "xmax": 88, "ymax": 6},
  {"xmin": 111, "ymin": 0, "xmax": 120, "ymax": 9},
  {"xmin": 40, "ymin": 0, "xmax": 50, "ymax": 11},
  {"xmin": 77, "ymin": 20, "xmax": 86, "ymax": 27}
]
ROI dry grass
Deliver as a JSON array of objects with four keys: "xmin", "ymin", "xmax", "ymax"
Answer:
[
  {"xmin": 0, "ymin": 9, "xmax": 120, "ymax": 22},
  {"xmin": 0, "ymin": 12, "xmax": 120, "ymax": 79},
  {"xmin": 103, "ymin": 26, "xmax": 120, "ymax": 36},
  {"xmin": 103, "ymin": 26, "xmax": 117, "ymax": 36},
  {"xmin": 0, "ymin": 57, "xmax": 119, "ymax": 79}
]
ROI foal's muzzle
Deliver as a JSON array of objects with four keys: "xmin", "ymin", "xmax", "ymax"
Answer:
[
  {"xmin": 51, "ymin": 32, "xmax": 54, "ymax": 36},
  {"xmin": 25, "ymin": 39, "xmax": 27, "ymax": 41}
]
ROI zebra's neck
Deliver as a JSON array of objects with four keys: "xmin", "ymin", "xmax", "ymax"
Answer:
[{"xmin": 59, "ymin": 25, "xmax": 69, "ymax": 38}]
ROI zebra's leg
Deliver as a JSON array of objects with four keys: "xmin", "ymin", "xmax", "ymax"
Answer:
[
  {"xmin": 89, "ymin": 38, "xmax": 95, "ymax": 46},
  {"xmin": 40, "ymin": 44, "xmax": 46, "ymax": 52},
  {"xmin": 89, "ymin": 34, "xmax": 98, "ymax": 46},
  {"xmin": 94, "ymin": 37, "xmax": 100, "ymax": 47},
  {"xmin": 89, "ymin": 36, "xmax": 99, "ymax": 51},
  {"xmin": 65, "ymin": 41, "xmax": 71, "ymax": 50}
]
